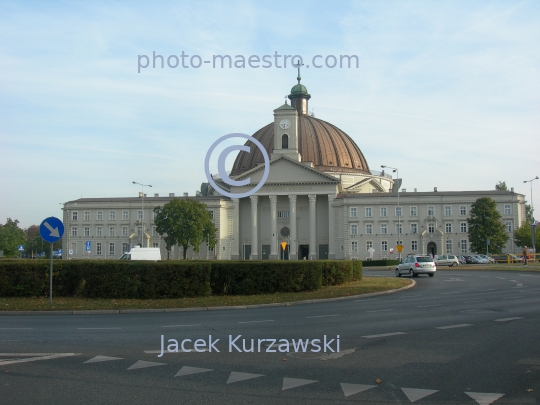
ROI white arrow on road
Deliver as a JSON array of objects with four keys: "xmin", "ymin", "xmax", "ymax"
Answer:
[{"xmin": 44, "ymin": 222, "xmax": 60, "ymax": 238}]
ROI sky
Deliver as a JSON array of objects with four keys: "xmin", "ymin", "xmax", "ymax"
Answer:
[{"xmin": 1, "ymin": 0, "xmax": 539, "ymax": 229}]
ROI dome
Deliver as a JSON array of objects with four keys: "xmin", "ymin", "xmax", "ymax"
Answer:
[
  {"xmin": 230, "ymin": 115, "xmax": 371, "ymax": 176},
  {"xmin": 290, "ymin": 83, "xmax": 308, "ymax": 96}
]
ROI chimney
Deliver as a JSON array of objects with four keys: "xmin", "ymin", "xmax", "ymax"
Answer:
[
  {"xmin": 402, "ymin": 189, "xmax": 406, "ymax": 192},
  {"xmin": 154, "ymin": 193, "xmax": 159, "ymax": 197},
  {"xmin": 183, "ymin": 192, "xmax": 188, "ymax": 198},
  {"xmin": 169, "ymin": 193, "xmax": 175, "ymax": 197},
  {"xmin": 511, "ymin": 187, "xmax": 514, "ymax": 193},
  {"xmin": 414, "ymin": 188, "xmax": 417, "ymax": 192},
  {"xmin": 434, "ymin": 187, "xmax": 438, "ymax": 192}
]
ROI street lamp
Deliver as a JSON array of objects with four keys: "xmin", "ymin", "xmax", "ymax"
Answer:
[
  {"xmin": 133, "ymin": 181, "xmax": 152, "ymax": 248},
  {"xmin": 524, "ymin": 176, "xmax": 539, "ymax": 261},
  {"xmin": 382, "ymin": 165, "xmax": 401, "ymax": 260}
]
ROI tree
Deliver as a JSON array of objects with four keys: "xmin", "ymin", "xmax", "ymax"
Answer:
[
  {"xmin": 525, "ymin": 204, "xmax": 534, "ymax": 223},
  {"xmin": 0, "ymin": 218, "xmax": 27, "ymax": 258},
  {"xmin": 467, "ymin": 197, "xmax": 508, "ymax": 254},
  {"xmin": 495, "ymin": 181, "xmax": 507, "ymax": 191},
  {"xmin": 153, "ymin": 198, "xmax": 217, "ymax": 260},
  {"xmin": 24, "ymin": 225, "xmax": 61, "ymax": 258},
  {"xmin": 514, "ymin": 222, "xmax": 540, "ymax": 248}
]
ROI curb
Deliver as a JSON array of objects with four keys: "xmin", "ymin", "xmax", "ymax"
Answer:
[{"xmin": 0, "ymin": 280, "xmax": 416, "ymax": 316}]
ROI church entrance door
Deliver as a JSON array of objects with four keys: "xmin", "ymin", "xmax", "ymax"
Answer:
[
  {"xmin": 243, "ymin": 245, "xmax": 251, "ymax": 260},
  {"xmin": 318, "ymin": 244, "xmax": 328, "ymax": 260},
  {"xmin": 262, "ymin": 245, "xmax": 270, "ymax": 260},
  {"xmin": 427, "ymin": 242, "xmax": 437, "ymax": 256},
  {"xmin": 299, "ymin": 245, "xmax": 309, "ymax": 260}
]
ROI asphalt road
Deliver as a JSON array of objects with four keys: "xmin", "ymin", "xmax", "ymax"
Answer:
[{"xmin": 1, "ymin": 269, "xmax": 539, "ymax": 405}]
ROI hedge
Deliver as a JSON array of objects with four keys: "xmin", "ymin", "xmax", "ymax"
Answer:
[
  {"xmin": 0, "ymin": 260, "xmax": 362, "ymax": 299},
  {"xmin": 362, "ymin": 259, "xmax": 400, "ymax": 267}
]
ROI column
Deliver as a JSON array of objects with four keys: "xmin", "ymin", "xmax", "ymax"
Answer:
[
  {"xmin": 308, "ymin": 194, "xmax": 317, "ymax": 260},
  {"xmin": 250, "ymin": 196, "xmax": 258, "ymax": 260},
  {"xmin": 269, "ymin": 195, "xmax": 278, "ymax": 260},
  {"xmin": 289, "ymin": 195, "xmax": 298, "ymax": 260},
  {"xmin": 231, "ymin": 198, "xmax": 240, "ymax": 260},
  {"xmin": 328, "ymin": 194, "xmax": 336, "ymax": 259}
]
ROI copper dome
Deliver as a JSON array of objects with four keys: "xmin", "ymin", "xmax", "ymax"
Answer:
[{"xmin": 230, "ymin": 115, "xmax": 371, "ymax": 176}]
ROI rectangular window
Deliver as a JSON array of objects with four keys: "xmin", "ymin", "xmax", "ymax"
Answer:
[
  {"xmin": 396, "ymin": 223, "xmax": 402, "ymax": 234},
  {"xmin": 96, "ymin": 226, "xmax": 102, "ymax": 237},
  {"xmin": 381, "ymin": 241, "xmax": 388, "ymax": 251},
  {"xmin": 152, "ymin": 226, "xmax": 157, "ymax": 236},
  {"xmin": 137, "ymin": 227, "xmax": 142, "ymax": 236},
  {"xmin": 152, "ymin": 242, "xmax": 159, "ymax": 248},
  {"xmin": 460, "ymin": 222, "xmax": 467, "ymax": 233},
  {"xmin": 152, "ymin": 211, "xmax": 156, "ymax": 220},
  {"xmin": 71, "ymin": 227, "xmax": 77, "ymax": 236},
  {"xmin": 122, "ymin": 243, "xmax": 130, "ymax": 253},
  {"xmin": 351, "ymin": 241, "xmax": 358, "ymax": 252},
  {"xmin": 72, "ymin": 211, "xmax": 78, "ymax": 221},
  {"xmin": 428, "ymin": 206, "xmax": 434, "ymax": 216},
  {"xmin": 109, "ymin": 211, "xmax": 116, "ymax": 221},
  {"xmin": 445, "ymin": 206, "xmax": 452, "ymax": 216},
  {"xmin": 208, "ymin": 210, "xmax": 215, "ymax": 219},
  {"xmin": 365, "ymin": 207, "xmax": 372, "ymax": 217},
  {"xmin": 365, "ymin": 224, "xmax": 372, "ymax": 234},
  {"xmin": 366, "ymin": 241, "xmax": 373, "ymax": 250},
  {"xmin": 97, "ymin": 211, "xmax": 103, "ymax": 221},
  {"xmin": 122, "ymin": 226, "xmax": 128, "ymax": 237},
  {"xmin": 122, "ymin": 210, "xmax": 129, "ymax": 220},
  {"xmin": 84, "ymin": 227, "xmax": 90, "ymax": 236},
  {"xmin": 109, "ymin": 226, "xmax": 115, "ymax": 237},
  {"xmin": 505, "ymin": 221, "xmax": 512, "ymax": 232},
  {"xmin": 350, "ymin": 207, "xmax": 357, "ymax": 218},
  {"xmin": 109, "ymin": 243, "xmax": 115, "ymax": 256},
  {"xmin": 381, "ymin": 223, "xmax": 387, "ymax": 234},
  {"xmin": 411, "ymin": 240, "xmax": 418, "ymax": 251},
  {"xmin": 395, "ymin": 207, "xmax": 402, "ymax": 217},
  {"xmin": 350, "ymin": 224, "xmax": 358, "ymax": 236},
  {"xmin": 410, "ymin": 206, "xmax": 417, "ymax": 217},
  {"xmin": 428, "ymin": 223, "xmax": 435, "ymax": 233},
  {"xmin": 504, "ymin": 205, "xmax": 511, "ymax": 215},
  {"xmin": 96, "ymin": 242, "xmax": 102, "ymax": 255},
  {"xmin": 138, "ymin": 210, "xmax": 143, "ymax": 220},
  {"xmin": 445, "ymin": 223, "xmax": 452, "ymax": 233},
  {"xmin": 84, "ymin": 211, "xmax": 90, "ymax": 221},
  {"xmin": 71, "ymin": 242, "xmax": 77, "ymax": 255},
  {"xmin": 461, "ymin": 240, "xmax": 468, "ymax": 253},
  {"xmin": 278, "ymin": 211, "xmax": 290, "ymax": 218},
  {"xmin": 380, "ymin": 207, "xmax": 387, "ymax": 217},
  {"xmin": 460, "ymin": 205, "xmax": 467, "ymax": 216},
  {"xmin": 411, "ymin": 223, "xmax": 418, "ymax": 234},
  {"xmin": 446, "ymin": 239, "xmax": 453, "ymax": 253}
]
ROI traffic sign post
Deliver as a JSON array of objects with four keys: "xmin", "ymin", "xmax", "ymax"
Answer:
[
  {"xmin": 39, "ymin": 217, "xmax": 64, "ymax": 305},
  {"xmin": 18, "ymin": 245, "xmax": 25, "ymax": 259}
]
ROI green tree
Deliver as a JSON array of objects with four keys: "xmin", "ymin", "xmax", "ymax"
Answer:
[
  {"xmin": 0, "ymin": 218, "xmax": 27, "ymax": 258},
  {"xmin": 495, "ymin": 181, "xmax": 507, "ymax": 191},
  {"xmin": 525, "ymin": 204, "xmax": 534, "ymax": 223},
  {"xmin": 513, "ymin": 222, "xmax": 539, "ymax": 248},
  {"xmin": 153, "ymin": 198, "xmax": 217, "ymax": 260},
  {"xmin": 24, "ymin": 225, "xmax": 61, "ymax": 258},
  {"xmin": 467, "ymin": 197, "xmax": 508, "ymax": 254}
]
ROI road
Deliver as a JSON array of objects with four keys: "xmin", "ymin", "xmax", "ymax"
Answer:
[{"xmin": 1, "ymin": 269, "xmax": 539, "ymax": 404}]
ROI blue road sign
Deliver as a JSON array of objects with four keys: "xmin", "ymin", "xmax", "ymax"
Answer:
[
  {"xmin": 18, "ymin": 245, "xmax": 25, "ymax": 252},
  {"xmin": 85, "ymin": 241, "xmax": 91, "ymax": 251},
  {"xmin": 39, "ymin": 216, "xmax": 64, "ymax": 243}
]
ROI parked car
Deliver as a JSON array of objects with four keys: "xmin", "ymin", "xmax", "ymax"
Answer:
[
  {"xmin": 435, "ymin": 254, "xmax": 460, "ymax": 267},
  {"xmin": 464, "ymin": 255, "xmax": 478, "ymax": 264},
  {"xmin": 476, "ymin": 254, "xmax": 495, "ymax": 263},
  {"xmin": 396, "ymin": 255, "xmax": 436, "ymax": 277},
  {"xmin": 457, "ymin": 255, "xmax": 467, "ymax": 264},
  {"xmin": 471, "ymin": 255, "xmax": 489, "ymax": 264}
]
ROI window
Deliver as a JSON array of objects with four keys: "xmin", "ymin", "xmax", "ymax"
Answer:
[
  {"xmin": 395, "ymin": 207, "xmax": 402, "ymax": 217},
  {"xmin": 380, "ymin": 207, "xmax": 387, "ymax": 217},
  {"xmin": 71, "ymin": 227, "xmax": 77, "ymax": 236},
  {"xmin": 350, "ymin": 207, "xmax": 357, "ymax": 218},
  {"xmin": 504, "ymin": 205, "xmax": 511, "ymax": 215},
  {"xmin": 365, "ymin": 207, "xmax": 372, "ymax": 217},
  {"xmin": 411, "ymin": 223, "xmax": 418, "ymax": 234},
  {"xmin": 381, "ymin": 241, "xmax": 388, "ymax": 251},
  {"xmin": 366, "ymin": 241, "xmax": 373, "ymax": 250},
  {"xmin": 71, "ymin": 242, "xmax": 77, "ymax": 255},
  {"xmin": 152, "ymin": 226, "xmax": 157, "ymax": 236},
  {"xmin": 351, "ymin": 241, "xmax": 358, "ymax": 252},
  {"xmin": 122, "ymin": 211, "xmax": 129, "ymax": 220},
  {"xmin": 152, "ymin": 242, "xmax": 159, "ymax": 248},
  {"xmin": 350, "ymin": 224, "xmax": 358, "ymax": 236},
  {"xmin": 96, "ymin": 242, "xmax": 102, "ymax": 255},
  {"xmin": 365, "ymin": 224, "xmax": 372, "ymax": 234},
  {"xmin": 208, "ymin": 210, "xmax": 214, "ymax": 219},
  {"xmin": 96, "ymin": 226, "xmax": 102, "ymax": 236},
  {"xmin": 122, "ymin": 243, "xmax": 130, "ymax": 253},
  {"xmin": 396, "ymin": 223, "xmax": 402, "ymax": 234},
  {"xmin": 445, "ymin": 223, "xmax": 452, "ymax": 233},
  {"xmin": 138, "ymin": 210, "xmax": 143, "ymax": 220},
  {"xmin": 427, "ymin": 206, "xmax": 434, "ymax": 216},
  {"xmin": 137, "ymin": 227, "xmax": 142, "ymax": 236},
  {"xmin": 411, "ymin": 240, "xmax": 418, "ymax": 251},
  {"xmin": 381, "ymin": 223, "xmax": 387, "ymax": 234},
  {"xmin": 109, "ymin": 243, "xmax": 115, "ymax": 256},
  {"xmin": 445, "ymin": 206, "xmax": 452, "ymax": 216},
  {"xmin": 410, "ymin": 206, "xmax": 417, "ymax": 217},
  {"xmin": 109, "ymin": 211, "xmax": 116, "ymax": 221},
  {"xmin": 446, "ymin": 240, "xmax": 453, "ymax": 253},
  {"xmin": 460, "ymin": 240, "xmax": 468, "ymax": 253},
  {"xmin": 460, "ymin": 222, "xmax": 467, "ymax": 233},
  {"xmin": 84, "ymin": 227, "xmax": 90, "ymax": 236},
  {"xmin": 278, "ymin": 211, "xmax": 289, "ymax": 218},
  {"xmin": 152, "ymin": 211, "xmax": 157, "ymax": 220},
  {"xmin": 84, "ymin": 211, "xmax": 90, "ymax": 221},
  {"xmin": 122, "ymin": 226, "xmax": 128, "ymax": 237},
  {"xmin": 281, "ymin": 134, "xmax": 289, "ymax": 149},
  {"xmin": 72, "ymin": 212, "xmax": 78, "ymax": 221},
  {"xmin": 505, "ymin": 221, "xmax": 512, "ymax": 232},
  {"xmin": 97, "ymin": 211, "xmax": 103, "ymax": 221},
  {"xmin": 428, "ymin": 223, "xmax": 435, "ymax": 233},
  {"xmin": 460, "ymin": 206, "xmax": 467, "ymax": 216},
  {"xmin": 109, "ymin": 226, "xmax": 115, "ymax": 237}
]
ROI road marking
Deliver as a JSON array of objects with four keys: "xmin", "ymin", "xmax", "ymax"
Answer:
[
  {"xmin": 435, "ymin": 324, "xmax": 472, "ymax": 330},
  {"xmin": 502, "ymin": 296, "xmax": 520, "ymax": 299},
  {"xmin": 401, "ymin": 387, "xmax": 439, "ymax": 402},
  {"xmin": 464, "ymin": 392, "xmax": 504, "ymax": 405},
  {"xmin": 440, "ymin": 291, "xmax": 461, "ymax": 295},
  {"xmin": 478, "ymin": 289, "xmax": 496, "ymax": 292},
  {"xmin": 353, "ymin": 298, "xmax": 379, "ymax": 302},
  {"xmin": 238, "ymin": 320, "xmax": 274, "ymax": 324},
  {"xmin": 84, "ymin": 355, "xmax": 123, "ymax": 363},
  {"xmin": 493, "ymin": 317, "xmax": 523, "ymax": 322},
  {"xmin": 282, "ymin": 377, "xmax": 318, "ymax": 391},
  {"xmin": 306, "ymin": 314, "xmax": 338, "ymax": 319},
  {"xmin": 0, "ymin": 353, "xmax": 79, "ymax": 366},
  {"xmin": 417, "ymin": 304, "xmax": 441, "ymax": 308},
  {"xmin": 510, "ymin": 280, "xmax": 518, "ymax": 282},
  {"xmin": 398, "ymin": 295, "xmax": 421, "ymax": 298},
  {"xmin": 496, "ymin": 277, "xmax": 506, "ymax": 280},
  {"xmin": 461, "ymin": 309, "xmax": 480, "ymax": 313},
  {"xmin": 362, "ymin": 332, "xmax": 406, "ymax": 338},
  {"xmin": 463, "ymin": 300, "xmax": 485, "ymax": 303},
  {"xmin": 479, "ymin": 276, "xmax": 489, "ymax": 278},
  {"xmin": 127, "ymin": 360, "xmax": 166, "ymax": 370},
  {"xmin": 366, "ymin": 309, "xmax": 394, "ymax": 313},
  {"xmin": 77, "ymin": 328, "xmax": 122, "ymax": 330},
  {"xmin": 161, "ymin": 324, "xmax": 201, "ymax": 328},
  {"xmin": 340, "ymin": 383, "xmax": 377, "ymax": 397},
  {"xmin": 175, "ymin": 366, "xmax": 213, "ymax": 377},
  {"xmin": 0, "ymin": 328, "xmax": 33, "ymax": 330},
  {"xmin": 227, "ymin": 371, "xmax": 264, "ymax": 384},
  {"xmin": 512, "ymin": 284, "xmax": 524, "ymax": 288}
]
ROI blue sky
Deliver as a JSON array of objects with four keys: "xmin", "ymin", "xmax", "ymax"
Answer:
[{"xmin": 1, "ymin": 0, "xmax": 539, "ymax": 228}]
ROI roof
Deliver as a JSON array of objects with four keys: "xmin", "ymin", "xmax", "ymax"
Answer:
[{"xmin": 337, "ymin": 190, "xmax": 525, "ymax": 199}]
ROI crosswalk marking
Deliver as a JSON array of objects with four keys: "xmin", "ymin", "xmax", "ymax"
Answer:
[
  {"xmin": 282, "ymin": 377, "xmax": 318, "ymax": 391},
  {"xmin": 175, "ymin": 366, "xmax": 213, "ymax": 377},
  {"xmin": 465, "ymin": 392, "xmax": 505, "ymax": 405},
  {"xmin": 401, "ymin": 388, "xmax": 439, "ymax": 403},
  {"xmin": 127, "ymin": 360, "xmax": 166, "ymax": 370},
  {"xmin": 84, "ymin": 355, "xmax": 123, "ymax": 364},
  {"xmin": 226, "ymin": 371, "xmax": 264, "ymax": 384},
  {"xmin": 340, "ymin": 383, "xmax": 377, "ymax": 397}
]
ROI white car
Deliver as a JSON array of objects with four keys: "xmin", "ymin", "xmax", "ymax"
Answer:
[
  {"xmin": 472, "ymin": 255, "xmax": 489, "ymax": 264},
  {"xmin": 396, "ymin": 255, "xmax": 436, "ymax": 277},
  {"xmin": 435, "ymin": 254, "xmax": 460, "ymax": 267}
]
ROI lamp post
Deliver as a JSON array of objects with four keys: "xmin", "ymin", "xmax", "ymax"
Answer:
[
  {"xmin": 133, "ymin": 181, "xmax": 152, "ymax": 248},
  {"xmin": 382, "ymin": 165, "xmax": 401, "ymax": 260},
  {"xmin": 524, "ymin": 176, "xmax": 539, "ymax": 261}
]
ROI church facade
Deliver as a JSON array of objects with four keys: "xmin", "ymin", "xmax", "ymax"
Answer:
[{"xmin": 62, "ymin": 76, "xmax": 526, "ymax": 260}]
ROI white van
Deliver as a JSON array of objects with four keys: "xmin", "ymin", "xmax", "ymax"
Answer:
[{"xmin": 119, "ymin": 246, "xmax": 161, "ymax": 261}]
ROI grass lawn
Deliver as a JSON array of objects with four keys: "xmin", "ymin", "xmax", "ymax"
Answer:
[{"xmin": 0, "ymin": 277, "xmax": 411, "ymax": 312}]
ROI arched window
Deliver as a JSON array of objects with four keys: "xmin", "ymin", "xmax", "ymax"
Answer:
[{"xmin": 281, "ymin": 134, "xmax": 289, "ymax": 149}]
